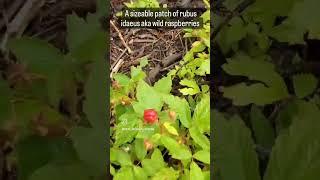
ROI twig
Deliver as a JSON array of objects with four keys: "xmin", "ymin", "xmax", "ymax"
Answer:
[
  {"xmin": 111, "ymin": 48, "xmax": 127, "ymax": 70},
  {"xmin": 110, "ymin": 20, "xmax": 133, "ymax": 54},
  {"xmin": 0, "ymin": 0, "xmax": 24, "ymax": 30},
  {"xmin": 110, "ymin": 58, "xmax": 124, "ymax": 78},
  {"xmin": 1, "ymin": 0, "xmax": 45, "ymax": 53},
  {"xmin": 131, "ymin": 39, "xmax": 157, "ymax": 43},
  {"xmin": 7, "ymin": 0, "xmax": 45, "ymax": 36}
]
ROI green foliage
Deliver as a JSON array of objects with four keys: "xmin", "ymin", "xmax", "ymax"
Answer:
[
  {"xmin": 0, "ymin": 0, "xmax": 108, "ymax": 179},
  {"xmin": 293, "ymin": 73, "xmax": 318, "ymax": 98},
  {"xmin": 221, "ymin": 53, "xmax": 289, "ymax": 105},
  {"xmin": 169, "ymin": 9, "xmax": 210, "ymax": 96},
  {"xmin": 216, "ymin": 0, "xmax": 320, "ymax": 179},
  {"xmin": 214, "ymin": 111, "xmax": 261, "ymax": 180},
  {"xmin": 110, "ymin": 57, "xmax": 210, "ymax": 178}
]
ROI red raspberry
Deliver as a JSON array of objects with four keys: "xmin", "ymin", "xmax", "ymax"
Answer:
[{"xmin": 143, "ymin": 109, "xmax": 158, "ymax": 124}]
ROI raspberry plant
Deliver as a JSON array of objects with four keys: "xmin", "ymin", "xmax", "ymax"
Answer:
[
  {"xmin": 110, "ymin": 0, "xmax": 211, "ymax": 178},
  {"xmin": 215, "ymin": 0, "xmax": 320, "ymax": 179},
  {"xmin": 0, "ymin": 1, "xmax": 108, "ymax": 179},
  {"xmin": 110, "ymin": 58, "xmax": 210, "ymax": 179}
]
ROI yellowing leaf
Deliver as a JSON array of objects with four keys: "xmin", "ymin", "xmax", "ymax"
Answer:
[{"xmin": 163, "ymin": 122, "xmax": 179, "ymax": 136}]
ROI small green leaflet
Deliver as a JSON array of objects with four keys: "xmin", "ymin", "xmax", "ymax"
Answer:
[
  {"xmin": 293, "ymin": 73, "xmax": 318, "ymax": 98},
  {"xmin": 193, "ymin": 150, "xmax": 210, "ymax": 164},
  {"xmin": 163, "ymin": 122, "xmax": 179, "ymax": 136},
  {"xmin": 70, "ymin": 127, "xmax": 106, "ymax": 175},
  {"xmin": 132, "ymin": 80, "xmax": 163, "ymax": 115},
  {"xmin": 8, "ymin": 36, "xmax": 63, "ymax": 76},
  {"xmin": 190, "ymin": 162, "xmax": 204, "ymax": 180},
  {"xmin": 250, "ymin": 106, "xmax": 275, "ymax": 149},
  {"xmin": 142, "ymin": 149, "xmax": 165, "ymax": 176},
  {"xmin": 222, "ymin": 53, "xmax": 288, "ymax": 105},
  {"xmin": 179, "ymin": 79, "xmax": 201, "ymax": 95},
  {"xmin": 161, "ymin": 136, "xmax": 192, "ymax": 160},
  {"xmin": 152, "ymin": 167, "xmax": 180, "ymax": 180},
  {"xmin": 189, "ymin": 126, "xmax": 210, "ymax": 150},
  {"xmin": 134, "ymin": 139, "xmax": 147, "ymax": 160},
  {"xmin": 114, "ymin": 167, "xmax": 134, "ymax": 180},
  {"xmin": 154, "ymin": 76, "xmax": 172, "ymax": 94},
  {"xmin": 114, "ymin": 113, "xmax": 140, "ymax": 146},
  {"xmin": 216, "ymin": 17, "xmax": 247, "ymax": 53},
  {"xmin": 193, "ymin": 93, "xmax": 210, "ymax": 133},
  {"xmin": 110, "ymin": 148, "xmax": 132, "ymax": 167},
  {"xmin": 133, "ymin": 166, "xmax": 148, "ymax": 180}
]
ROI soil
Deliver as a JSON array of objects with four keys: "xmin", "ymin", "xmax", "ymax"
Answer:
[{"xmin": 109, "ymin": 0, "xmax": 206, "ymax": 84}]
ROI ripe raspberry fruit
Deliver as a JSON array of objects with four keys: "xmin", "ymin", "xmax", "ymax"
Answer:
[{"xmin": 143, "ymin": 109, "xmax": 158, "ymax": 124}]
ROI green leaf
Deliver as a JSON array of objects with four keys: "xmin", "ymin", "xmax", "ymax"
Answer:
[
  {"xmin": 151, "ymin": 167, "xmax": 179, "ymax": 180},
  {"xmin": 66, "ymin": 13, "xmax": 106, "ymax": 63},
  {"xmin": 214, "ymin": 111, "xmax": 261, "ymax": 180},
  {"xmin": 216, "ymin": 17, "xmax": 247, "ymax": 53},
  {"xmin": 8, "ymin": 37, "xmax": 64, "ymax": 76},
  {"xmin": 264, "ymin": 101, "xmax": 320, "ymax": 180},
  {"xmin": 250, "ymin": 106, "xmax": 275, "ymax": 148},
  {"xmin": 114, "ymin": 167, "xmax": 134, "ymax": 180},
  {"xmin": 17, "ymin": 136, "xmax": 77, "ymax": 180},
  {"xmin": 203, "ymin": 171, "xmax": 210, "ymax": 180},
  {"xmin": 114, "ymin": 113, "xmax": 140, "ymax": 146},
  {"xmin": 70, "ymin": 127, "xmax": 106, "ymax": 174},
  {"xmin": 66, "ymin": 13, "xmax": 97, "ymax": 52},
  {"xmin": 193, "ymin": 93, "xmax": 210, "ymax": 133},
  {"xmin": 69, "ymin": 30, "xmax": 106, "ymax": 63},
  {"xmin": 189, "ymin": 126, "xmax": 210, "ymax": 150},
  {"xmin": 141, "ymin": 148, "xmax": 165, "ymax": 177},
  {"xmin": 142, "ymin": 159, "xmax": 162, "ymax": 176},
  {"xmin": 163, "ymin": 122, "xmax": 179, "ymax": 136},
  {"xmin": 110, "ymin": 148, "xmax": 132, "ymax": 167},
  {"xmin": 275, "ymin": 100, "xmax": 299, "ymax": 133},
  {"xmin": 179, "ymin": 79, "xmax": 201, "ymax": 95},
  {"xmin": 30, "ymin": 162, "xmax": 92, "ymax": 180},
  {"xmin": 293, "ymin": 73, "xmax": 318, "ymax": 98},
  {"xmin": 193, "ymin": 150, "xmax": 210, "ymax": 164},
  {"xmin": 134, "ymin": 139, "xmax": 147, "ymax": 160},
  {"xmin": 131, "ymin": 66, "xmax": 147, "ymax": 82},
  {"xmin": 161, "ymin": 136, "xmax": 192, "ymax": 160},
  {"xmin": 196, "ymin": 58, "xmax": 210, "ymax": 76},
  {"xmin": 151, "ymin": 148, "xmax": 165, "ymax": 167},
  {"xmin": 133, "ymin": 166, "xmax": 148, "ymax": 180},
  {"xmin": 154, "ymin": 76, "xmax": 172, "ymax": 94},
  {"xmin": 190, "ymin": 161, "xmax": 204, "ymax": 180},
  {"xmin": 110, "ymin": 165, "xmax": 116, "ymax": 176},
  {"xmin": 132, "ymin": 81, "xmax": 163, "ymax": 115},
  {"xmin": 268, "ymin": 0, "xmax": 320, "ymax": 43},
  {"xmin": 114, "ymin": 73, "xmax": 131, "ymax": 86},
  {"xmin": 83, "ymin": 56, "xmax": 107, "ymax": 129},
  {"xmin": 162, "ymin": 94, "xmax": 191, "ymax": 128},
  {"xmin": 222, "ymin": 54, "xmax": 288, "ymax": 105}
]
